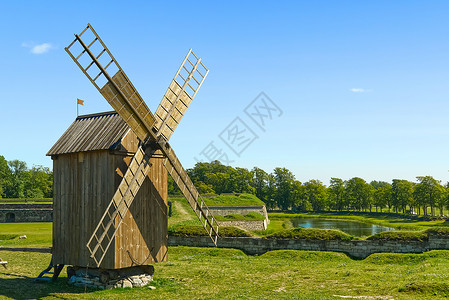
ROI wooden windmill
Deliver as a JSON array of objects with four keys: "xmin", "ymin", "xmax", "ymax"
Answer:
[{"xmin": 38, "ymin": 24, "xmax": 219, "ymax": 279}]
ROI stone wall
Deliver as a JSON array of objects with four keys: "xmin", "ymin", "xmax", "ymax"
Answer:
[
  {"xmin": 168, "ymin": 235, "xmax": 449, "ymax": 259},
  {"xmin": 0, "ymin": 203, "xmax": 52, "ymax": 222},
  {"xmin": 209, "ymin": 205, "xmax": 269, "ymax": 223},
  {"xmin": 217, "ymin": 220, "xmax": 267, "ymax": 231}
]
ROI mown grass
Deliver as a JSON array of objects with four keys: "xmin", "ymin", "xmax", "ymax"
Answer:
[
  {"xmin": 4, "ymin": 203, "xmax": 449, "ymax": 298},
  {"xmin": 169, "ymin": 193, "xmax": 264, "ymax": 208},
  {"xmin": 3, "ymin": 248, "xmax": 449, "ymax": 299},
  {"xmin": 0, "ymin": 223, "xmax": 52, "ymax": 248},
  {"xmin": 168, "ymin": 197, "xmax": 200, "ymax": 228},
  {"xmin": 0, "ymin": 198, "xmax": 52, "ymax": 204},
  {"xmin": 203, "ymin": 193, "xmax": 264, "ymax": 206},
  {"xmin": 214, "ymin": 212, "xmax": 265, "ymax": 221}
]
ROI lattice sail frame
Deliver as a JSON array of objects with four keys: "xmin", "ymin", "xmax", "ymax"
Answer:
[
  {"xmin": 65, "ymin": 24, "xmax": 155, "ymax": 141},
  {"xmin": 154, "ymin": 49, "xmax": 209, "ymax": 141},
  {"xmin": 86, "ymin": 146, "xmax": 152, "ymax": 265},
  {"xmin": 65, "ymin": 24, "xmax": 218, "ymax": 267}
]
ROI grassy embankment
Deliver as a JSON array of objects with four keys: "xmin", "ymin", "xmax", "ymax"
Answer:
[
  {"xmin": 0, "ymin": 198, "xmax": 52, "ymax": 204},
  {"xmin": 3, "ymin": 244, "xmax": 449, "ymax": 299}
]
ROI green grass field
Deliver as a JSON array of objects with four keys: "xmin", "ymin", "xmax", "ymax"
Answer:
[
  {"xmin": 0, "ymin": 223, "xmax": 52, "ymax": 248},
  {"xmin": 3, "ymin": 201, "xmax": 449, "ymax": 299},
  {"xmin": 2, "ymin": 246, "xmax": 449, "ymax": 299},
  {"xmin": 169, "ymin": 193, "xmax": 264, "ymax": 207}
]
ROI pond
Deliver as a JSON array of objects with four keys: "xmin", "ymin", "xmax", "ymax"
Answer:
[{"xmin": 291, "ymin": 217, "xmax": 395, "ymax": 237}]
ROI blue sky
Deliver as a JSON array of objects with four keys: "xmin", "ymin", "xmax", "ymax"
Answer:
[{"xmin": 1, "ymin": 1, "xmax": 449, "ymax": 185}]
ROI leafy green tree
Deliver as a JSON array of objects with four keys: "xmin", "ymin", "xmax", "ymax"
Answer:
[
  {"xmin": 231, "ymin": 167, "xmax": 255, "ymax": 194},
  {"xmin": 187, "ymin": 161, "xmax": 230, "ymax": 184},
  {"xmin": 291, "ymin": 180, "xmax": 307, "ymax": 211},
  {"xmin": 437, "ymin": 184, "xmax": 448, "ymax": 216},
  {"xmin": 251, "ymin": 167, "xmax": 268, "ymax": 202},
  {"xmin": 414, "ymin": 176, "xmax": 444, "ymax": 216},
  {"xmin": 0, "ymin": 156, "xmax": 10, "ymax": 198},
  {"xmin": 195, "ymin": 181, "xmax": 215, "ymax": 195},
  {"xmin": 391, "ymin": 179, "xmax": 414, "ymax": 213},
  {"xmin": 273, "ymin": 167, "xmax": 295, "ymax": 210},
  {"xmin": 373, "ymin": 184, "xmax": 392, "ymax": 212},
  {"xmin": 344, "ymin": 177, "xmax": 372, "ymax": 211},
  {"xmin": 367, "ymin": 184, "xmax": 376, "ymax": 212},
  {"xmin": 187, "ymin": 161, "xmax": 255, "ymax": 195},
  {"xmin": 23, "ymin": 165, "xmax": 53, "ymax": 198},
  {"xmin": 370, "ymin": 180, "xmax": 390, "ymax": 189},
  {"xmin": 414, "ymin": 180, "xmax": 426, "ymax": 215},
  {"xmin": 264, "ymin": 174, "xmax": 277, "ymax": 209},
  {"xmin": 328, "ymin": 178, "xmax": 345, "ymax": 210},
  {"xmin": 5, "ymin": 160, "xmax": 27, "ymax": 198},
  {"xmin": 205, "ymin": 172, "xmax": 230, "ymax": 194},
  {"xmin": 187, "ymin": 162, "xmax": 210, "ymax": 183},
  {"xmin": 304, "ymin": 179, "xmax": 328, "ymax": 211}
]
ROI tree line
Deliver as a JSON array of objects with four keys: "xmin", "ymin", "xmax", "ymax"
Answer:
[
  {"xmin": 2, "ymin": 155, "xmax": 448, "ymax": 217},
  {"xmin": 0, "ymin": 156, "xmax": 53, "ymax": 199},
  {"xmin": 173, "ymin": 160, "xmax": 449, "ymax": 216}
]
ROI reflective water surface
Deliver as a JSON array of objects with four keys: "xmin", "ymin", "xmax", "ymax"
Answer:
[{"xmin": 291, "ymin": 217, "xmax": 395, "ymax": 237}]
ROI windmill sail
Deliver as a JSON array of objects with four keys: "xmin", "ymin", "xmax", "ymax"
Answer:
[
  {"xmin": 65, "ymin": 24, "xmax": 155, "ymax": 141},
  {"xmin": 154, "ymin": 49, "xmax": 209, "ymax": 141}
]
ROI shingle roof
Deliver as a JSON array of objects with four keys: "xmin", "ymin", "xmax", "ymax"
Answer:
[{"xmin": 47, "ymin": 111, "xmax": 130, "ymax": 156}]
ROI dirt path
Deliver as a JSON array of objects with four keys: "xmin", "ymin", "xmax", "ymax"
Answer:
[{"xmin": 172, "ymin": 200, "xmax": 193, "ymax": 223}]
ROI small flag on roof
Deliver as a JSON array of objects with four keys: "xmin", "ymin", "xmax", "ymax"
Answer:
[{"xmin": 77, "ymin": 99, "xmax": 84, "ymax": 105}]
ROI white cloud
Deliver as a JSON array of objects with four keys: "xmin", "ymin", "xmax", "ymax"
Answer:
[
  {"xmin": 350, "ymin": 88, "xmax": 372, "ymax": 93},
  {"xmin": 22, "ymin": 42, "xmax": 54, "ymax": 54},
  {"xmin": 31, "ymin": 43, "xmax": 53, "ymax": 54}
]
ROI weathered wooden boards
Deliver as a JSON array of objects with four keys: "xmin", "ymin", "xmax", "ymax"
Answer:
[{"xmin": 50, "ymin": 113, "xmax": 167, "ymax": 269}]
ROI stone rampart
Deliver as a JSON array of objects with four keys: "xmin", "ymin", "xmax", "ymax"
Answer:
[
  {"xmin": 168, "ymin": 235, "xmax": 449, "ymax": 259},
  {"xmin": 217, "ymin": 220, "xmax": 267, "ymax": 231},
  {"xmin": 0, "ymin": 203, "xmax": 52, "ymax": 222}
]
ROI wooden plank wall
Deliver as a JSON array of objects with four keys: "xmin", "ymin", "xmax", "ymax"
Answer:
[
  {"xmin": 115, "ymin": 152, "xmax": 168, "ymax": 268},
  {"xmin": 53, "ymin": 151, "xmax": 117, "ymax": 268},
  {"xmin": 52, "ymin": 128, "xmax": 167, "ymax": 269}
]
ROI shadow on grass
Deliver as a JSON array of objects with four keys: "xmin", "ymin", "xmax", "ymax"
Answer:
[{"xmin": 0, "ymin": 274, "xmax": 95, "ymax": 300}]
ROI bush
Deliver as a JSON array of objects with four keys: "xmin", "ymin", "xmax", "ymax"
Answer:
[
  {"xmin": 169, "ymin": 225, "xmax": 251, "ymax": 237},
  {"xmin": 265, "ymin": 228, "xmax": 354, "ymax": 241},
  {"xmin": 367, "ymin": 230, "xmax": 428, "ymax": 242}
]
